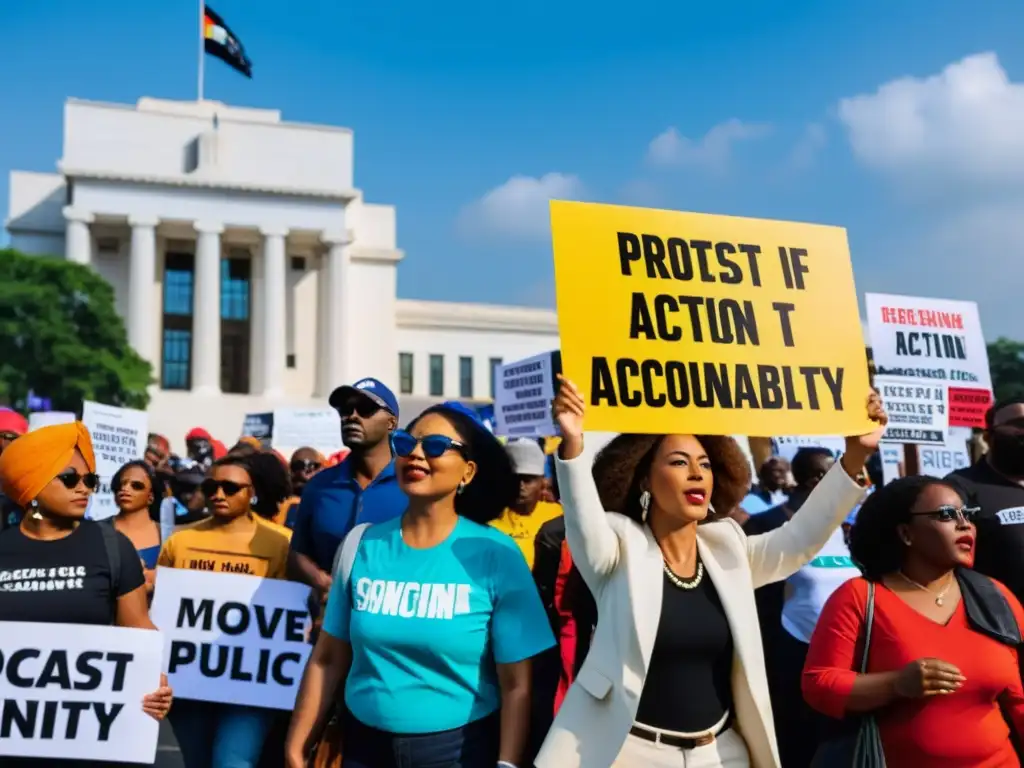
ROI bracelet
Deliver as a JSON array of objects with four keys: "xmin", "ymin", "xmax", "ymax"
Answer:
[{"xmin": 498, "ymin": 762, "xmax": 518, "ymax": 768}]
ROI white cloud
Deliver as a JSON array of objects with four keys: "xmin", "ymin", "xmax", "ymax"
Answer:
[
  {"xmin": 457, "ymin": 173, "xmax": 585, "ymax": 242},
  {"xmin": 838, "ymin": 52, "xmax": 1024, "ymax": 187},
  {"xmin": 646, "ymin": 119, "xmax": 770, "ymax": 172}
]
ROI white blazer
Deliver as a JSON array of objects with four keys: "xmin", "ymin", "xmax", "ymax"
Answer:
[{"xmin": 535, "ymin": 448, "xmax": 865, "ymax": 768}]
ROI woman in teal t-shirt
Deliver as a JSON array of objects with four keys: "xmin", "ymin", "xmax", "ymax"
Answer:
[{"xmin": 285, "ymin": 402, "xmax": 555, "ymax": 768}]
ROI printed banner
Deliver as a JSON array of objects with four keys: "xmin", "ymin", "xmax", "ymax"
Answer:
[
  {"xmin": 865, "ymin": 294, "xmax": 992, "ymax": 429},
  {"xmin": 551, "ymin": 202, "xmax": 871, "ymax": 436},
  {"xmin": 150, "ymin": 568, "xmax": 313, "ymax": 710},
  {"xmin": 0, "ymin": 622, "xmax": 163, "ymax": 763},
  {"xmin": 917, "ymin": 441, "xmax": 971, "ymax": 478},
  {"xmin": 241, "ymin": 413, "xmax": 274, "ymax": 448},
  {"xmin": 493, "ymin": 351, "xmax": 561, "ymax": 438},
  {"xmin": 272, "ymin": 408, "xmax": 343, "ymax": 455},
  {"xmin": 770, "ymin": 435, "xmax": 846, "ymax": 462},
  {"xmin": 873, "ymin": 375, "xmax": 947, "ymax": 444},
  {"xmin": 82, "ymin": 401, "xmax": 148, "ymax": 521}
]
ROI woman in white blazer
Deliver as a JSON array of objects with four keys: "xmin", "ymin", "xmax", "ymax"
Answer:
[{"xmin": 536, "ymin": 377, "xmax": 886, "ymax": 768}]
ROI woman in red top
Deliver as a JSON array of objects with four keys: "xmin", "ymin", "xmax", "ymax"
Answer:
[{"xmin": 803, "ymin": 475, "xmax": 1024, "ymax": 767}]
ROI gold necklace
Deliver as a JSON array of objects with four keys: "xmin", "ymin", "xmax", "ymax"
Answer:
[
  {"xmin": 663, "ymin": 559, "xmax": 704, "ymax": 590},
  {"xmin": 898, "ymin": 571, "xmax": 953, "ymax": 606}
]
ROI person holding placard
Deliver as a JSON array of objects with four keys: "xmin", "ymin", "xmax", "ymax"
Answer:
[
  {"xmin": 158, "ymin": 454, "xmax": 292, "ymax": 768},
  {"xmin": 537, "ymin": 376, "xmax": 884, "ymax": 768},
  {"xmin": 0, "ymin": 422, "xmax": 173, "ymax": 767},
  {"xmin": 284, "ymin": 402, "xmax": 555, "ymax": 768}
]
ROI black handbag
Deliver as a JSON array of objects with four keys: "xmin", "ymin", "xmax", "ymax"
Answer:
[{"xmin": 809, "ymin": 580, "xmax": 887, "ymax": 768}]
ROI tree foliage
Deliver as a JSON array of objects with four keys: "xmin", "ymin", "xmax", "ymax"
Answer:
[
  {"xmin": 0, "ymin": 248, "xmax": 152, "ymax": 413},
  {"xmin": 988, "ymin": 337, "xmax": 1024, "ymax": 404}
]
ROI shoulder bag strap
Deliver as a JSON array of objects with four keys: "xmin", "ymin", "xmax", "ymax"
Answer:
[
  {"xmin": 331, "ymin": 523, "xmax": 370, "ymax": 589},
  {"xmin": 859, "ymin": 581, "xmax": 876, "ymax": 673}
]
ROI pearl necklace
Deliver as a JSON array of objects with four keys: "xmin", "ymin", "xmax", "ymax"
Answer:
[
  {"xmin": 898, "ymin": 571, "xmax": 953, "ymax": 606},
  {"xmin": 663, "ymin": 560, "xmax": 704, "ymax": 590}
]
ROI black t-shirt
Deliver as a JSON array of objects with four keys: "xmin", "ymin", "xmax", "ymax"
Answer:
[
  {"xmin": 0, "ymin": 521, "xmax": 145, "ymax": 625},
  {"xmin": 636, "ymin": 569, "xmax": 734, "ymax": 732},
  {"xmin": 947, "ymin": 460, "xmax": 1024, "ymax": 605}
]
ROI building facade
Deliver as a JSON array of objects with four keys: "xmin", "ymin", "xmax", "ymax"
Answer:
[{"xmin": 6, "ymin": 97, "xmax": 559, "ymax": 446}]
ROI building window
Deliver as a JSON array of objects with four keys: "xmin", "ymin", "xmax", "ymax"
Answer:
[
  {"xmin": 459, "ymin": 357, "xmax": 473, "ymax": 399},
  {"xmin": 286, "ymin": 354, "xmax": 296, "ymax": 369},
  {"xmin": 220, "ymin": 257, "xmax": 251, "ymax": 394},
  {"xmin": 429, "ymin": 355, "xmax": 444, "ymax": 396},
  {"xmin": 161, "ymin": 252, "xmax": 195, "ymax": 390},
  {"xmin": 489, "ymin": 357, "xmax": 503, "ymax": 399},
  {"xmin": 290, "ymin": 256, "xmax": 306, "ymax": 271},
  {"xmin": 399, "ymin": 353, "xmax": 414, "ymax": 394}
]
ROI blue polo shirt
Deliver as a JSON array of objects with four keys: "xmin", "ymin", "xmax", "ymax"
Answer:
[{"xmin": 290, "ymin": 458, "xmax": 407, "ymax": 572}]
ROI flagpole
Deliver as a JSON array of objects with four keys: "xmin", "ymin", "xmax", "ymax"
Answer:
[{"xmin": 197, "ymin": 0, "xmax": 205, "ymax": 101}]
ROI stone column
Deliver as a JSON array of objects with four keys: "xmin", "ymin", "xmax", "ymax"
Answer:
[
  {"xmin": 63, "ymin": 207, "xmax": 94, "ymax": 266},
  {"xmin": 192, "ymin": 221, "xmax": 224, "ymax": 394},
  {"xmin": 260, "ymin": 227, "xmax": 288, "ymax": 398},
  {"xmin": 127, "ymin": 215, "xmax": 159, "ymax": 363},
  {"xmin": 319, "ymin": 231, "xmax": 352, "ymax": 396}
]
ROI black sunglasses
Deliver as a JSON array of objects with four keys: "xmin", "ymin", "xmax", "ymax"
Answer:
[
  {"xmin": 113, "ymin": 479, "xmax": 148, "ymax": 493},
  {"xmin": 55, "ymin": 470, "xmax": 100, "ymax": 491},
  {"xmin": 338, "ymin": 400, "xmax": 381, "ymax": 418},
  {"xmin": 200, "ymin": 479, "xmax": 251, "ymax": 498},
  {"xmin": 910, "ymin": 505, "xmax": 981, "ymax": 523},
  {"xmin": 290, "ymin": 459, "xmax": 322, "ymax": 473},
  {"xmin": 391, "ymin": 430, "xmax": 467, "ymax": 460},
  {"xmin": 0, "ymin": 431, "xmax": 20, "ymax": 442}
]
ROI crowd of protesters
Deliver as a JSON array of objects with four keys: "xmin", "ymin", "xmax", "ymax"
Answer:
[{"xmin": 1, "ymin": 387, "xmax": 1023, "ymax": 767}]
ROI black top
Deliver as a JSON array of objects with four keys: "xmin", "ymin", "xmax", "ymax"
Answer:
[
  {"xmin": 947, "ymin": 460, "xmax": 1024, "ymax": 605},
  {"xmin": 635, "ymin": 567, "xmax": 734, "ymax": 732},
  {"xmin": 0, "ymin": 521, "xmax": 144, "ymax": 625}
]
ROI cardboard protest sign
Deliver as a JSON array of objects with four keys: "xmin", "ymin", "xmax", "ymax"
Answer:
[
  {"xmin": 865, "ymin": 294, "xmax": 992, "ymax": 429},
  {"xmin": 0, "ymin": 622, "xmax": 163, "ymax": 763},
  {"xmin": 27, "ymin": 411, "xmax": 75, "ymax": 431},
  {"xmin": 551, "ymin": 202, "xmax": 871, "ymax": 436},
  {"xmin": 873, "ymin": 375, "xmax": 947, "ymax": 444},
  {"xmin": 82, "ymin": 401, "xmax": 148, "ymax": 521},
  {"xmin": 150, "ymin": 568, "xmax": 313, "ymax": 710},
  {"xmin": 493, "ymin": 351, "xmax": 561, "ymax": 438},
  {"xmin": 241, "ymin": 413, "xmax": 274, "ymax": 448},
  {"xmin": 272, "ymin": 408, "xmax": 343, "ymax": 455}
]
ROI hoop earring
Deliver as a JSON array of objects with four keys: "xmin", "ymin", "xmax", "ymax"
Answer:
[
  {"xmin": 30, "ymin": 500, "xmax": 43, "ymax": 520},
  {"xmin": 639, "ymin": 491, "xmax": 651, "ymax": 524},
  {"xmin": 456, "ymin": 482, "xmax": 466, "ymax": 496},
  {"xmin": 250, "ymin": 496, "xmax": 259, "ymax": 506}
]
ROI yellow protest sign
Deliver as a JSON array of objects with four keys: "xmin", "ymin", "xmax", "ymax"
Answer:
[{"xmin": 550, "ymin": 201, "xmax": 871, "ymax": 436}]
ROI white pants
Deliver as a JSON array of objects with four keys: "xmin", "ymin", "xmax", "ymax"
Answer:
[{"xmin": 612, "ymin": 727, "xmax": 750, "ymax": 768}]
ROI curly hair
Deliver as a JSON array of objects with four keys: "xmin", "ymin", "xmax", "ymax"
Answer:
[
  {"xmin": 592, "ymin": 434, "xmax": 751, "ymax": 524},
  {"xmin": 233, "ymin": 452, "xmax": 294, "ymax": 521},
  {"xmin": 111, "ymin": 459, "xmax": 164, "ymax": 523},
  {"xmin": 406, "ymin": 405, "xmax": 518, "ymax": 525},
  {"xmin": 849, "ymin": 475, "xmax": 967, "ymax": 581}
]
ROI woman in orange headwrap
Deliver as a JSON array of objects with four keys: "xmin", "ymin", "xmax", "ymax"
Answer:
[{"xmin": 0, "ymin": 422, "xmax": 173, "ymax": 767}]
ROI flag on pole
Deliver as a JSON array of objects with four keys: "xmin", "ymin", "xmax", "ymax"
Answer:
[{"xmin": 203, "ymin": 5, "xmax": 252, "ymax": 78}]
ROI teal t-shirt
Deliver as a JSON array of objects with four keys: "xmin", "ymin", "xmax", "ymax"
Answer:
[{"xmin": 322, "ymin": 515, "xmax": 555, "ymax": 734}]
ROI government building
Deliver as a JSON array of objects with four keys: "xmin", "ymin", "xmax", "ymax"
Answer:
[{"xmin": 5, "ymin": 97, "xmax": 560, "ymax": 446}]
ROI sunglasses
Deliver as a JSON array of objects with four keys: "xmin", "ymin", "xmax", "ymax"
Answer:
[
  {"xmin": 55, "ymin": 470, "xmax": 100, "ymax": 491},
  {"xmin": 391, "ymin": 430, "xmax": 467, "ymax": 460},
  {"xmin": 200, "ymin": 479, "xmax": 251, "ymax": 498},
  {"xmin": 910, "ymin": 505, "xmax": 981, "ymax": 523},
  {"xmin": 290, "ymin": 459, "xmax": 322, "ymax": 473},
  {"xmin": 338, "ymin": 400, "xmax": 381, "ymax": 419},
  {"xmin": 113, "ymin": 479, "xmax": 148, "ymax": 493},
  {"xmin": 0, "ymin": 431, "xmax": 20, "ymax": 442}
]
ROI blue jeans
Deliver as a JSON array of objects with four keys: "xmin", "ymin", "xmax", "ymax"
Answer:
[
  {"xmin": 341, "ymin": 712, "xmax": 500, "ymax": 768},
  {"xmin": 169, "ymin": 699, "xmax": 276, "ymax": 768}
]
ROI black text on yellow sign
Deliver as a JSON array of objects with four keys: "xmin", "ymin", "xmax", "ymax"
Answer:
[{"xmin": 550, "ymin": 201, "xmax": 871, "ymax": 436}]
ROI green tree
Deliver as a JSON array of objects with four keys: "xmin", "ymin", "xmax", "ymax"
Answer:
[
  {"xmin": 0, "ymin": 248, "xmax": 152, "ymax": 412},
  {"xmin": 988, "ymin": 337, "xmax": 1024, "ymax": 404}
]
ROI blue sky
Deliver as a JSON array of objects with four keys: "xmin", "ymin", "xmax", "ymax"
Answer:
[{"xmin": 2, "ymin": 0, "xmax": 1023, "ymax": 338}]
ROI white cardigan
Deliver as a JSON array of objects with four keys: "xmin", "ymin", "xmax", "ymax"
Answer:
[{"xmin": 534, "ymin": 449, "xmax": 865, "ymax": 768}]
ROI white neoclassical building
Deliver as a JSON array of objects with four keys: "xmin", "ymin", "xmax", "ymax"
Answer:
[{"xmin": 5, "ymin": 97, "xmax": 559, "ymax": 447}]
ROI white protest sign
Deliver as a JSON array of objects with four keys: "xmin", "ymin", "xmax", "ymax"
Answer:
[
  {"xmin": 0, "ymin": 622, "xmax": 162, "ymax": 764},
  {"xmin": 151, "ymin": 568, "xmax": 313, "ymax": 710},
  {"xmin": 27, "ymin": 411, "xmax": 76, "ymax": 431},
  {"xmin": 770, "ymin": 435, "xmax": 846, "ymax": 462},
  {"xmin": 865, "ymin": 294, "xmax": 992, "ymax": 429},
  {"xmin": 873, "ymin": 375, "xmax": 947, "ymax": 444},
  {"xmin": 879, "ymin": 443, "xmax": 905, "ymax": 486},
  {"xmin": 494, "ymin": 351, "xmax": 560, "ymax": 439},
  {"xmin": 917, "ymin": 440, "xmax": 971, "ymax": 479},
  {"xmin": 272, "ymin": 408, "xmax": 342, "ymax": 455},
  {"xmin": 82, "ymin": 401, "xmax": 148, "ymax": 521}
]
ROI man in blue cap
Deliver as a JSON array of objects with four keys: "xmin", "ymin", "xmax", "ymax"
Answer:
[{"xmin": 288, "ymin": 377, "xmax": 407, "ymax": 600}]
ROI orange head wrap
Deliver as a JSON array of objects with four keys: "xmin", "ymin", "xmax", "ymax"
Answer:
[{"xmin": 0, "ymin": 422, "xmax": 96, "ymax": 508}]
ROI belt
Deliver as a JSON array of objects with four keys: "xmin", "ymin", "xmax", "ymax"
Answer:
[{"xmin": 629, "ymin": 713, "xmax": 732, "ymax": 749}]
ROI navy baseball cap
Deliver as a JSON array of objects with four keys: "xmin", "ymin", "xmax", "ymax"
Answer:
[{"xmin": 329, "ymin": 377, "xmax": 400, "ymax": 418}]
